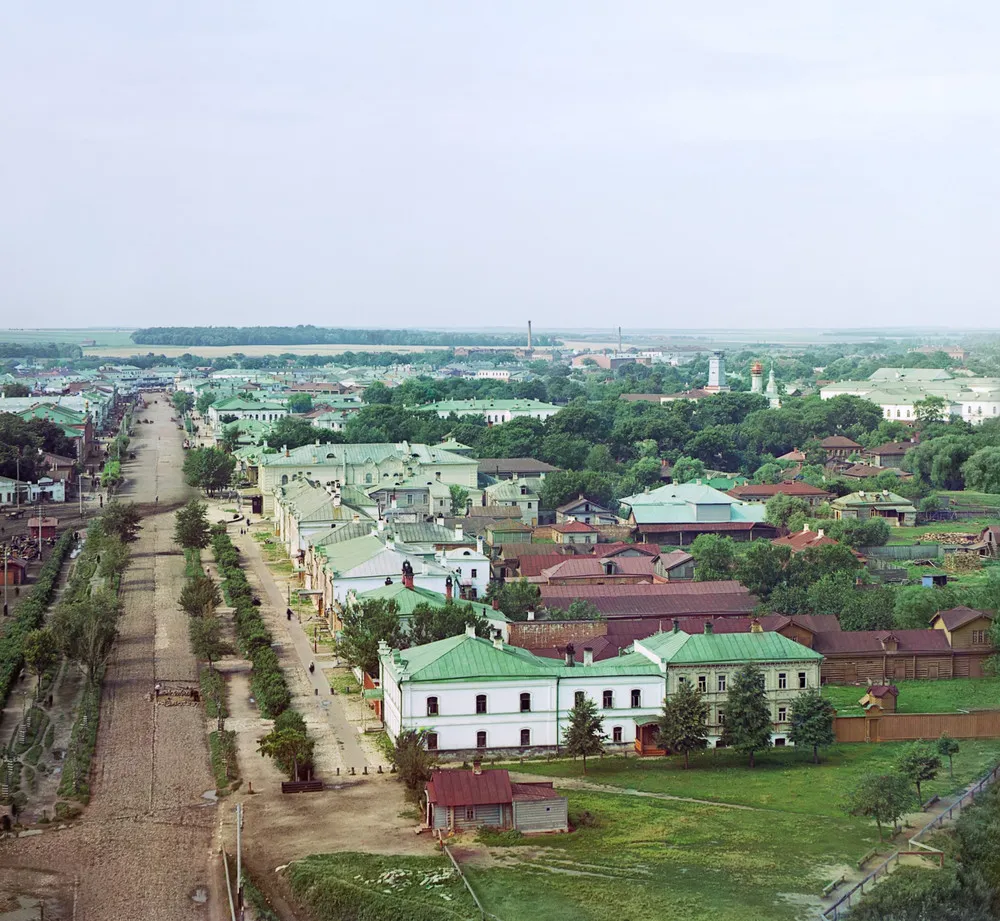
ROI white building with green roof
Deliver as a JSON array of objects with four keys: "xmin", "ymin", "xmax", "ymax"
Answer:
[
  {"xmin": 380, "ymin": 622, "xmax": 822, "ymax": 757},
  {"xmin": 207, "ymin": 396, "xmax": 288, "ymax": 434},
  {"xmin": 417, "ymin": 398, "xmax": 560, "ymax": 425}
]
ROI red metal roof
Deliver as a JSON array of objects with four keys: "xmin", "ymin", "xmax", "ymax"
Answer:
[
  {"xmin": 812, "ymin": 629, "xmax": 953, "ymax": 655},
  {"xmin": 540, "ymin": 557, "xmax": 659, "ymax": 581},
  {"xmin": 540, "ymin": 581, "xmax": 756, "ymax": 617},
  {"xmin": 636, "ymin": 522, "xmax": 770, "ymax": 534},
  {"xmin": 511, "ymin": 781, "xmax": 560, "ymax": 801},
  {"xmin": 518, "ymin": 553, "xmax": 578, "ymax": 577},
  {"xmin": 425, "ymin": 769, "xmax": 513, "ymax": 807},
  {"xmin": 551, "ymin": 521, "xmax": 598, "ymax": 533},
  {"xmin": 820, "ymin": 436, "xmax": 862, "ymax": 448}
]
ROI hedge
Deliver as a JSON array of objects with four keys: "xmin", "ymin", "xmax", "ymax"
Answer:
[{"xmin": 0, "ymin": 531, "xmax": 74, "ymax": 712}]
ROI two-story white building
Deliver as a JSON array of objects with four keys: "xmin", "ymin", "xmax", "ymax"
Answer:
[{"xmin": 380, "ymin": 623, "xmax": 823, "ymax": 757}]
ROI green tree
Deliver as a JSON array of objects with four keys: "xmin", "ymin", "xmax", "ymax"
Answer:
[
  {"xmin": 962, "ymin": 447, "xmax": 1000, "ymax": 494},
  {"xmin": 734, "ymin": 542, "xmax": 791, "ymax": 599},
  {"xmin": 53, "ymin": 590, "xmax": 121, "ymax": 684},
  {"xmin": 752, "ymin": 462, "xmax": 782, "ymax": 485},
  {"xmin": 286, "ymin": 393, "xmax": 313, "ymax": 413},
  {"xmin": 689, "ymin": 534, "xmax": 737, "ymax": 581},
  {"xmin": 721, "ymin": 663, "xmax": 773, "ymax": 767},
  {"xmin": 788, "ymin": 689, "xmax": 836, "ymax": 763},
  {"xmin": 485, "ymin": 579, "xmax": 542, "ymax": 621},
  {"xmin": 174, "ymin": 499, "xmax": 212, "ymax": 550},
  {"xmin": 565, "ymin": 599, "xmax": 604, "ymax": 621},
  {"xmin": 671, "ymin": 456, "xmax": 706, "ymax": 484},
  {"xmin": 449, "ymin": 484, "xmax": 470, "ymax": 516},
  {"xmin": 23, "ymin": 627, "xmax": 59, "ymax": 691},
  {"xmin": 914, "ymin": 395, "xmax": 947, "ymax": 426},
  {"xmin": 183, "ymin": 447, "xmax": 236, "ymax": 495},
  {"xmin": 764, "ymin": 493, "xmax": 810, "ymax": 529},
  {"xmin": 846, "ymin": 771, "xmax": 913, "ymax": 841},
  {"xmin": 257, "ymin": 727, "xmax": 315, "ymax": 781},
  {"xmin": 219, "ymin": 426, "xmax": 240, "ymax": 454},
  {"xmin": 101, "ymin": 501, "xmax": 142, "ymax": 543},
  {"xmin": 179, "ymin": 575, "xmax": 222, "ymax": 618},
  {"xmin": 172, "ymin": 390, "xmax": 195, "ymax": 416},
  {"xmin": 562, "ymin": 697, "xmax": 606, "ymax": 774},
  {"xmin": 408, "ymin": 601, "xmax": 488, "ymax": 645},
  {"xmin": 195, "ymin": 391, "xmax": 217, "ymax": 415},
  {"xmin": 658, "ymin": 681, "xmax": 709, "ymax": 768},
  {"xmin": 269, "ymin": 415, "xmax": 342, "ymax": 450},
  {"xmin": 897, "ymin": 742, "xmax": 942, "ymax": 802},
  {"xmin": 936, "ymin": 733, "xmax": 960, "ymax": 778},
  {"xmin": 189, "ymin": 615, "xmax": 225, "ymax": 669},
  {"xmin": 391, "ymin": 729, "xmax": 437, "ymax": 801},
  {"xmin": 337, "ymin": 598, "xmax": 405, "ymax": 676},
  {"xmin": 97, "ymin": 536, "xmax": 132, "ymax": 582}
]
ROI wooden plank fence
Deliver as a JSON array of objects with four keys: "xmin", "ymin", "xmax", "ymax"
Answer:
[
  {"xmin": 834, "ymin": 710, "xmax": 1000, "ymax": 744},
  {"xmin": 859, "ymin": 544, "xmax": 942, "ymax": 561}
]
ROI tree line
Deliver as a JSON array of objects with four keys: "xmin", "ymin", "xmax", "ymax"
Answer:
[{"xmin": 131, "ymin": 326, "xmax": 558, "ymax": 348}]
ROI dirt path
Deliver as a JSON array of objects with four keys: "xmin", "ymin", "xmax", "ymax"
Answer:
[{"xmin": 0, "ymin": 395, "xmax": 226, "ymax": 921}]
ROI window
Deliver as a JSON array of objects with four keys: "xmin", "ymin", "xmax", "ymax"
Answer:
[
  {"xmin": 520, "ymin": 728, "xmax": 531, "ymax": 747},
  {"xmin": 425, "ymin": 732, "xmax": 438, "ymax": 751},
  {"xmin": 527, "ymin": 502, "xmax": 532, "ymax": 510},
  {"xmin": 476, "ymin": 731, "xmax": 487, "ymax": 749},
  {"xmin": 697, "ymin": 675, "xmax": 707, "ymax": 693},
  {"xmin": 520, "ymin": 693, "xmax": 531, "ymax": 712},
  {"xmin": 471, "ymin": 568, "xmax": 477, "ymax": 579},
  {"xmin": 717, "ymin": 709, "xmax": 726, "ymax": 726},
  {"xmin": 465, "ymin": 807, "xmax": 475, "ymax": 821},
  {"xmin": 777, "ymin": 707, "xmax": 787, "ymax": 723},
  {"xmin": 602, "ymin": 690, "xmax": 614, "ymax": 709},
  {"xmin": 631, "ymin": 689, "xmax": 641, "ymax": 708},
  {"xmin": 778, "ymin": 672, "xmax": 787, "ymax": 690},
  {"xmin": 717, "ymin": 674, "xmax": 727, "ymax": 693},
  {"xmin": 574, "ymin": 691, "xmax": 585, "ymax": 707},
  {"xmin": 612, "ymin": 726, "xmax": 623, "ymax": 743},
  {"xmin": 365, "ymin": 473, "xmax": 372, "ymax": 484},
  {"xmin": 973, "ymin": 630, "xmax": 986, "ymax": 644},
  {"xmin": 426, "ymin": 696, "xmax": 439, "ymax": 716},
  {"xmin": 774, "ymin": 737, "xmax": 786, "ymax": 747},
  {"xmin": 798, "ymin": 672, "xmax": 807, "ymax": 689},
  {"xmin": 476, "ymin": 694, "xmax": 487, "ymax": 714}
]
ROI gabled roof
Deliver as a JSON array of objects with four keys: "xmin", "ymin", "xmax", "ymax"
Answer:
[
  {"xmin": 930, "ymin": 606, "xmax": 994, "ymax": 630},
  {"xmin": 636, "ymin": 630, "xmax": 822, "ymax": 665},
  {"xmin": 356, "ymin": 583, "xmax": 500, "ymax": 619},
  {"xmin": 478, "ymin": 458, "xmax": 560, "ymax": 476},
  {"xmin": 426, "ymin": 769, "xmax": 512, "ymax": 807},
  {"xmin": 811, "ymin": 629, "xmax": 952, "ymax": 655},
  {"xmin": 820, "ymin": 435, "xmax": 862, "ymax": 448},
  {"xmin": 550, "ymin": 521, "xmax": 597, "ymax": 534},
  {"xmin": 869, "ymin": 441, "xmax": 915, "ymax": 455},
  {"xmin": 485, "ymin": 480, "xmax": 540, "ymax": 502},
  {"xmin": 728, "ymin": 482, "xmax": 831, "ymax": 499},
  {"xmin": 386, "ymin": 633, "xmax": 560, "ymax": 682},
  {"xmin": 831, "ymin": 491, "xmax": 916, "ymax": 509},
  {"xmin": 556, "ymin": 495, "xmax": 614, "ymax": 514}
]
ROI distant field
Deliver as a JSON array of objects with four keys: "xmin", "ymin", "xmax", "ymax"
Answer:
[
  {"xmin": 85, "ymin": 343, "xmax": 463, "ymax": 358},
  {"xmin": 0, "ymin": 328, "xmax": 136, "ymax": 347}
]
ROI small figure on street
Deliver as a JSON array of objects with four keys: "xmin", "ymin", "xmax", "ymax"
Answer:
[
  {"xmin": 287, "ymin": 608, "xmax": 293, "ymax": 620},
  {"xmin": 155, "ymin": 495, "xmax": 158, "ymax": 505},
  {"xmin": 308, "ymin": 662, "xmax": 315, "ymax": 675}
]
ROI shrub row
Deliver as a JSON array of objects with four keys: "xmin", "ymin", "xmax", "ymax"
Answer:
[
  {"xmin": 210, "ymin": 527, "xmax": 291, "ymax": 718},
  {"xmin": 57, "ymin": 669, "xmax": 102, "ymax": 803},
  {"xmin": 0, "ymin": 531, "xmax": 74, "ymax": 712}
]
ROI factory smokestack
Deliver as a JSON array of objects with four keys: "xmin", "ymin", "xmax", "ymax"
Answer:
[
  {"xmin": 618, "ymin": 326, "xmax": 622, "ymax": 354},
  {"xmin": 528, "ymin": 320, "xmax": 532, "ymax": 350}
]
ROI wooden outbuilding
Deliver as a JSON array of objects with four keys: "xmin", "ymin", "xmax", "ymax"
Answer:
[{"xmin": 858, "ymin": 684, "xmax": 898, "ymax": 713}]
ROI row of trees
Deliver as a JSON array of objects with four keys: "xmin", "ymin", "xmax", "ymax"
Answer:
[{"xmin": 0, "ymin": 413, "xmax": 79, "ymax": 481}]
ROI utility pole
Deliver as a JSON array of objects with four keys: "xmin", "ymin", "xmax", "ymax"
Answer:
[
  {"xmin": 235, "ymin": 802, "xmax": 243, "ymax": 911},
  {"xmin": 3, "ymin": 548, "xmax": 8, "ymax": 617}
]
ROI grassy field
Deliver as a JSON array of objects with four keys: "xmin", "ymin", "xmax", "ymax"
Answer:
[
  {"xmin": 887, "ymin": 521, "xmax": 996, "ymax": 544},
  {"xmin": 0, "ymin": 327, "xmax": 135, "ymax": 347},
  {"xmin": 938, "ymin": 490, "xmax": 1000, "ymax": 509},
  {"xmin": 822, "ymin": 678, "xmax": 1000, "ymax": 717},
  {"xmin": 507, "ymin": 740, "xmax": 1000, "ymax": 815},
  {"xmin": 904, "ymin": 559, "xmax": 999, "ymax": 587}
]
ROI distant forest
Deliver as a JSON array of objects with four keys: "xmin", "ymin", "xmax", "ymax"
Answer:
[
  {"xmin": 0, "ymin": 342, "xmax": 83, "ymax": 359},
  {"xmin": 130, "ymin": 326, "xmax": 559, "ymax": 348}
]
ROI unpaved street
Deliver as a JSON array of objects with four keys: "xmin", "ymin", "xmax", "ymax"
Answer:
[{"xmin": 0, "ymin": 396, "xmax": 224, "ymax": 921}]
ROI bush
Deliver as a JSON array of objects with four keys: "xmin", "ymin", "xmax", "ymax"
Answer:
[{"xmin": 209, "ymin": 730, "xmax": 239, "ymax": 790}]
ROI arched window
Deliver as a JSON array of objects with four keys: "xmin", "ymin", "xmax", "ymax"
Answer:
[
  {"xmin": 281, "ymin": 475, "xmax": 288, "ymax": 485},
  {"xmin": 365, "ymin": 473, "xmax": 373, "ymax": 484},
  {"xmin": 630, "ymin": 689, "xmax": 641, "ymax": 708},
  {"xmin": 426, "ymin": 696, "xmax": 439, "ymax": 716},
  {"xmin": 476, "ymin": 730, "xmax": 487, "ymax": 748},
  {"xmin": 520, "ymin": 692, "xmax": 531, "ymax": 712},
  {"xmin": 602, "ymin": 690, "xmax": 614, "ymax": 709},
  {"xmin": 475, "ymin": 694, "xmax": 487, "ymax": 714},
  {"xmin": 574, "ymin": 691, "xmax": 585, "ymax": 707},
  {"xmin": 520, "ymin": 728, "xmax": 531, "ymax": 747}
]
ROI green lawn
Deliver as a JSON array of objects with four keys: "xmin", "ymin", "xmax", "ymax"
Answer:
[
  {"xmin": 506, "ymin": 740, "xmax": 1000, "ymax": 815},
  {"xmin": 464, "ymin": 790, "xmax": 874, "ymax": 921},
  {"xmin": 822, "ymin": 678, "xmax": 1000, "ymax": 717},
  {"xmin": 938, "ymin": 490, "xmax": 1000, "ymax": 509}
]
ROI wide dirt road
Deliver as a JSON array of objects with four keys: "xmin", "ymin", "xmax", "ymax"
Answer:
[{"xmin": 0, "ymin": 396, "xmax": 224, "ymax": 921}]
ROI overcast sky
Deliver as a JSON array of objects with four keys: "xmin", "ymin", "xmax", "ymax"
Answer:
[{"xmin": 2, "ymin": 2, "xmax": 999, "ymax": 331}]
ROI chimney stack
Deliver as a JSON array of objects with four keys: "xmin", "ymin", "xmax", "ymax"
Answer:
[
  {"xmin": 526, "ymin": 606, "xmax": 535, "ymax": 621},
  {"xmin": 704, "ymin": 621, "xmax": 713, "ymax": 635},
  {"xmin": 672, "ymin": 618, "xmax": 680, "ymax": 634},
  {"xmin": 402, "ymin": 560, "xmax": 414, "ymax": 590},
  {"xmin": 465, "ymin": 623, "xmax": 477, "ymax": 637},
  {"xmin": 455, "ymin": 523, "xmax": 463, "ymax": 541},
  {"xmin": 817, "ymin": 528, "xmax": 825, "ymax": 539},
  {"xmin": 492, "ymin": 631, "xmax": 503, "ymax": 650},
  {"xmin": 283, "ymin": 444, "xmax": 289, "ymax": 457},
  {"xmin": 564, "ymin": 643, "xmax": 575, "ymax": 667},
  {"xmin": 445, "ymin": 575, "xmax": 453, "ymax": 602},
  {"xmin": 750, "ymin": 617, "xmax": 763, "ymax": 633},
  {"xmin": 476, "ymin": 536, "xmax": 484, "ymax": 556},
  {"xmin": 583, "ymin": 647, "xmax": 594, "ymax": 666},
  {"xmin": 472, "ymin": 759, "xmax": 482, "ymax": 775},
  {"xmin": 492, "ymin": 597, "xmax": 500, "ymax": 611},
  {"xmin": 527, "ymin": 320, "xmax": 532, "ymax": 351}
]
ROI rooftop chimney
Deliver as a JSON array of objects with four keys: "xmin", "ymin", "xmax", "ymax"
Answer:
[
  {"xmin": 436, "ymin": 513, "xmax": 445, "ymax": 527},
  {"xmin": 401, "ymin": 560, "xmax": 414, "ymax": 590},
  {"xmin": 283, "ymin": 444, "xmax": 289, "ymax": 457},
  {"xmin": 817, "ymin": 528, "xmax": 824, "ymax": 539},
  {"xmin": 492, "ymin": 631, "xmax": 503, "ymax": 650},
  {"xmin": 564, "ymin": 643, "xmax": 575, "ymax": 667},
  {"xmin": 465, "ymin": 623, "xmax": 477, "ymax": 637},
  {"xmin": 749, "ymin": 617, "xmax": 763, "ymax": 633},
  {"xmin": 455, "ymin": 523, "xmax": 463, "ymax": 541},
  {"xmin": 802, "ymin": 522, "xmax": 810, "ymax": 533},
  {"xmin": 476, "ymin": 536, "xmax": 484, "ymax": 556},
  {"xmin": 583, "ymin": 647, "xmax": 594, "ymax": 666},
  {"xmin": 472, "ymin": 759, "xmax": 482, "ymax": 775},
  {"xmin": 445, "ymin": 575, "xmax": 453, "ymax": 602},
  {"xmin": 492, "ymin": 597, "xmax": 500, "ymax": 610},
  {"xmin": 672, "ymin": 618, "xmax": 680, "ymax": 634},
  {"xmin": 704, "ymin": 621, "xmax": 713, "ymax": 635},
  {"xmin": 526, "ymin": 606, "xmax": 535, "ymax": 621}
]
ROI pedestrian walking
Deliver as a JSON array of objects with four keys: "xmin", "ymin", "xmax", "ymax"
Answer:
[{"xmin": 309, "ymin": 662, "xmax": 315, "ymax": 675}]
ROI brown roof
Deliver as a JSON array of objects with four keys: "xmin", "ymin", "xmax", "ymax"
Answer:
[
  {"xmin": 931, "ymin": 606, "xmax": 994, "ymax": 630},
  {"xmin": 555, "ymin": 496, "xmax": 614, "ymax": 514},
  {"xmin": 659, "ymin": 550, "xmax": 694, "ymax": 570},
  {"xmin": 618, "ymin": 393, "xmax": 664, "ymax": 402},
  {"xmin": 636, "ymin": 522, "xmax": 774, "ymax": 535},
  {"xmin": 771, "ymin": 528, "xmax": 862, "ymax": 556},
  {"xmin": 777, "ymin": 449, "xmax": 807, "ymax": 461},
  {"xmin": 820, "ymin": 436, "xmax": 862, "ymax": 449},
  {"xmin": 539, "ymin": 557, "xmax": 659, "ymax": 582},
  {"xmin": 551, "ymin": 521, "xmax": 598, "ymax": 534},
  {"xmin": 728, "ymin": 482, "xmax": 832, "ymax": 500},
  {"xmin": 812, "ymin": 629, "xmax": 953, "ymax": 656},
  {"xmin": 870, "ymin": 441, "xmax": 915, "ymax": 456},
  {"xmin": 510, "ymin": 781, "xmax": 561, "ymax": 801},
  {"xmin": 540, "ymin": 581, "xmax": 756, "ymax": 617},
  {"xmin": 518, "ymin": 553, "xmax": 579, "ymax": 577},
  {"xmin": 866, "ymin": 685, "xmax": 899, "ymax": 699},
  {"xmin": 425, "ymin": 769, "xmax": 512, "ymax": 807},
  {"xmin": 585, "ymin": 542, "xmax": 658, "ymax": 558},
  {"xmin": 841, "ymin": 463, "xmax": 904, "ymax": 479}
]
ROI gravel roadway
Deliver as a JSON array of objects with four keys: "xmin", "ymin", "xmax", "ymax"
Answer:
[{"xmin": 0, "ymin": 396, "xmax": 226, "ymax": 921}]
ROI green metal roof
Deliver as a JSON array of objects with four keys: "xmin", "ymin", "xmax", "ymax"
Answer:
[
  {"xmin": 419, "ymin": 399, "xmax": 559, "ymax": 414},
  {"xmin": 637, "ymin": 631, "xmax": 823, "ymax": 665},
  {"xmin": 388, "ymin": 634, "xmax": 560, "ymax": 682},
  {"xmin": 358, "ymin": 582, "xmax": 501, "ymax": 620}
]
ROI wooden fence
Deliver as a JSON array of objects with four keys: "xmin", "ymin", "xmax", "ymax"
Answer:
[
  {"xmin": 834, "ymin": 710, "xmax": 1000, "ymax": 744},
  {"xmin": 859, "ymin": 544, "xmax": 942, "ymax": 561}
]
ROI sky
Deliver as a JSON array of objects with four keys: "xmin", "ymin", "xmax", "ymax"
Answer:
[{"xmin": 2, "ymin": 2, "xmax": 1000, "ymax": 331}]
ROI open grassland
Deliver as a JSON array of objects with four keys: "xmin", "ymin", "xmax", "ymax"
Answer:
[
  {"xmin": 905, "ymin": 559, "xmax": 1000, "ymax": 587},
  {"xmin": 462, "ymin": 790, "xmax": 873, "ymax": 921},
  {"xmin": 507, "ymin": 740, "xmax": 1000, "ymax": 815},
  {"xmin": 822, "ymin": 678, "xmax": 1000, "ymax": 717},
  {"xmin": 887, "ymin": 521, "xmax": 998, "ymax": 544},
  {"xmin": 0, "ymin": 327, "xmax": 135, "ymax": 346},
  {"xmin": 938, "ymin": 490, "xmax": 1000, "ymax": 509}
]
